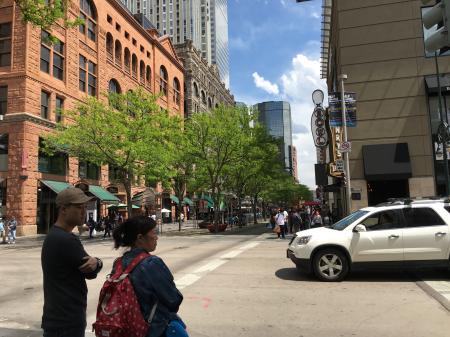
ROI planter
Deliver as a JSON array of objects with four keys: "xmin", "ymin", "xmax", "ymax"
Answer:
[{"xmin": 207, "ymin": 223, "xmax": 228, "ymax": 233}]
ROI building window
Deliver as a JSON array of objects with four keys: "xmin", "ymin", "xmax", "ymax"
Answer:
[
  {"xmin": 146, "ymin": 65, "xmax": 151, "ymax": 85},
  {"xmin": 107, "ymin": 15, "xmax": 112, "ymax": 24},
  {"xmin": 0, "ymin": 86, "xmax": 6, "ymax": 116},
  {"xmin": 38, "ymin": 138, "xmax": 67, "ymax": 175},
  {"xmin": 201, "ymin": 90, "xmax": 206, "ymax": 104},
  {"xmin": 106, "ymin": 33, "xmax": 113, "ymax": 60},
  {"xmin": 79, "ymin": 160, "xmax": 99, "ymax": 180},
  {"xmin": 173, "ymin": 77, "xmax": 180, "ymax": 105},
  {"xmin": 79, "ymin": 55, "xmax": 97, "ymax": 96},
  {"xmin": 108, "ymin": 79, "xmax": 121, "ymax": 93},
  {"xmin": 115, "ymin": 40, "xmax": 122, "ymax": 66},
  {"xmin": 160, "ymin": 65, "xmax": 168, "ymax": 96},
  {"xmin": 132, "ymin": 54, "xmax": 138, "ymax": 78},
  {"xmin": 40, "ymin": 31, "xmax": 65, "ymax": 80},
  {"xmin": 55, "ymin": 96, "xmax": 64, "ymax": 123},
  {"xmin": 115, "ymin": 23, "xmax": 121, "ymax": 32},
  {"xmin": 124, "ymin": 48, "xmax": 131, "ymax": 74},
  {"xmin": 79, "ymin": 0, "xmax": 97, "ymax": 42},
  {"xmin": 108, "ymin": 164, "xmax": 121, "ymax": 181},
  {"xmin": 40, "ymin": 31, "xmax": 51, "ymax": 73},
  {"xmin": 0, "ymin": 22, "xmax": 11, "ymax": 67},
  {"xmin": 53, "ymin": 39, "xmax": 65, "ymax": 80},
  {"xmin": 41, "ymin": 91, "xmax": 50, "ymax": 119},
  {"xmin": 0, "ymin": 134, "xmax": 8, "ymax": 171},
  {"xmin": 193, "ymin": 82, "xmax": 199, "ymax": 97},
  {"xmin": 140, "ymin": 61, "xmax": 145, "ymax": 83}
]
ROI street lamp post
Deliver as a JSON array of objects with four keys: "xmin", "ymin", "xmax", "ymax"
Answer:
[{"xmin": 339, "ymin": 74, "xmax": 352, "ymax": 215}]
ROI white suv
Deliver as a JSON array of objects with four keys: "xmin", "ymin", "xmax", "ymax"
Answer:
[{"xmin": 287, "ymin": 199, "xmax": 450, "ymax": 281}]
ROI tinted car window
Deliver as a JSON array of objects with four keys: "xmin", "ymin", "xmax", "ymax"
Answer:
[
  {"xmin": 360, "ymin": 210, "xmax": 402, "ymax": 231},
  {"xmin": 403, "ymin": 207, "xmax": 446, "ymax": 228}
]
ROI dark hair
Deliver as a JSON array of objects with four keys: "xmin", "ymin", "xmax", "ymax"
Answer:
[{"xmin": 113, "ymin": 215, "xmax": 156, "ymax": 249}]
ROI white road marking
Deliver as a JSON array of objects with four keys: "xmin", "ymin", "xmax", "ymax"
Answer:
[{"xmin": 174, "ymin": 240, "xmax": 261, "ymax": 290}]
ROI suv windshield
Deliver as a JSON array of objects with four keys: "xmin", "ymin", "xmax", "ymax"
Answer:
[{"xmin": 331, "ymin": 210, "xmax": 369, "ymax": 230}]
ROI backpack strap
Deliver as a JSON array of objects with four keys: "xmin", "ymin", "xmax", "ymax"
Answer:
[{"xmin": 109, "ymin": 252, "xmax": 150, "ymax": 282}]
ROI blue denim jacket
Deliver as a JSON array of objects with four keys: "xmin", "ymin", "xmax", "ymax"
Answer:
[{"xmin": 119, "ymin": 248, "xmax": 183, "ymax": 337}]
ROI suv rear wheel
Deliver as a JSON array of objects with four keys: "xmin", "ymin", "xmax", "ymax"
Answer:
[{"xmin": 312, "ymin": 248, "xmax": 349, "ymax": 282}]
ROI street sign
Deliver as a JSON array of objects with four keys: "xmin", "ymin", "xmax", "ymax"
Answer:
[
  {"xmin": 336, "ymin": 159, "xmax": 344, "ymax": 172},
  {"xmin": 328, "ymin": 92, "xmax": 357, "ymax": 127},
  {"xmin": 311, "ymin": 106, "xmax": 328, "ymax": 148},
  {"xmin": 339, "ymin": 141, "xmax": 352, "ymax": 153}
]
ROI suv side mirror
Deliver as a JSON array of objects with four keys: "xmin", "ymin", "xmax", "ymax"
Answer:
[{"xmin": 353, "ymin": 224, "xmax": 367, "ymax": 232}]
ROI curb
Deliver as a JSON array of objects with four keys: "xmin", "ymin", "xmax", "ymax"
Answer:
[{"xmin": 415, "ymin": 280, "xmax": 450, "ymax": 313}]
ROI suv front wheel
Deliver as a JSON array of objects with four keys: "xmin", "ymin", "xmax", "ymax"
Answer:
[{"xmin": 312, "ymin": 248, "xmax": 349, "ymax": 282}]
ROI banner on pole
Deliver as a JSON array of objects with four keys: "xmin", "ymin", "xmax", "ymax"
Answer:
[{"xmin": 328, "ymin": 92, "xmax": 357, "ymax": 127}]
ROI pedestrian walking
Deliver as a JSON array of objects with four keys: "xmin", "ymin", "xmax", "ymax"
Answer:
[
  {"xmin": 41, "ymin": 188, "xmax": 103, "ymax": 337},
  {"xmin": 97, "ymin": 216, "xmax": 187, "ymax": 337},
  {"xmin": 312, "ymin": 210, "xmax": 323, "ymax": 228},
  {"xmin": 87, "ymin": 214, "xmax": 96, "ymax": 238},
  {"xmin": 103, "ymin": 215, "xmax": 113, "ymax": 238},
  {"xmin": 7, "ymin": 216, "xmax": 17, "ymax": 244},
  {"xmin": 282, "ymin": 208, "xmax": 289, "ymax": 235},
  {"xmin": 0, "ymin": 217, "xmax": 5, "ymax": 244},
  {"xmin": 292, "ymin": 209, "xmax": 303, "ymax": 233},
  {"xmin": 275, "ymin": 209, "xmax": 286, "ymax": 239}
]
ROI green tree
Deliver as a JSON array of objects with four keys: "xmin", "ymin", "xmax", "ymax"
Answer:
[
  {"xmin": 43, "ymin": 88, "xmax": 181, "ymax": 215},
  {"xmin": 15, "ymin": 0, "xmax": 81, "ymax": 32},
  {"xmin": 185, "ymin": 105, "xmax": 251, "ymax": 230}
]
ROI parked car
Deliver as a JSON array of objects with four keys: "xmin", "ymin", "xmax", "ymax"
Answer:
[{"xmin": 287, "ymin": 198, "xmax": 450, "ymax": 281}]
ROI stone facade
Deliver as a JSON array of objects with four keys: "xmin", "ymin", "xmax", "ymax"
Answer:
[
  {"xmin": 174, "ymin": 40, "xmax": 233, "ymax": 118},
  {"xmin": 0, "ymin": 0, "xmax": 184, "ymax": 235}
]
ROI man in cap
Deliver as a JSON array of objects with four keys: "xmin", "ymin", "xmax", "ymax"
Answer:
[{"xmin": 41, "ymin": 187, "xmax": 103, "ymax": 337}]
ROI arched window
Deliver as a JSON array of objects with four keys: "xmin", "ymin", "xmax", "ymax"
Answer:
[
  {"xmin": 146, "ymin": 65, "xmax": 151, "ymax": 85},
  {"xmin": 114, "ymin": 40, "xmax": 122, "ymax": 66},
  {"xmin": 132, "ymin": 54, "xmax": 137, "ymax": 78},
  {"xmin": 201, "ymin": 90, "xmax": 206, "ymax": 104},
  {"xmin": 108, "ymin": 79, "xmax": 121, "ymax": 93},
  {"xmin": 173, "ymin": 77, "xmax": 180, "ymax": 105},
  {"xmin": 140, "ymin": 60, "xmax": 145, "ymax": 83},
  {"xmin": 159, "ymin": 65, "xmax": 168, "ymax": 96},
  {"xmin": 79, "ymin": 0, "xmax": 97, "ymax": 42},
  {"xmin": 215, "ymin": 103, "xmax": 219, "ymax": 109},
  {"xmin": 193, "ymin": 82, "xmax": 199, "ymax": 97},
  {"xmin": 208, "ymin": 97, "xmax": 212, "ymax": 109},
  {"xmin": 106, "ymin": 33, "xmax": 113, "ymax": 60},
  {"xmin": 124, "ymin": 48, "xmax": 131, "ymax": 74}
]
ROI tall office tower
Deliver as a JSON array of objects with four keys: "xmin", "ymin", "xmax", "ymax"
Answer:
[
  {"xmin": 210, "ymin": 0, "xmax": 229, "ymax": 88},
  {"xmin": 254, "ymin": 101, "xmax": 294, "ymax": 177},
  {"xmin": 123, "ymin": 0, "xmax": 229, "ymax": 87}
]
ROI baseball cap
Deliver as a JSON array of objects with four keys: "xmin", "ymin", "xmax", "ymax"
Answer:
[{"xmin": 56, "ymin": 187, "xmax": 93, "ymax": 206}]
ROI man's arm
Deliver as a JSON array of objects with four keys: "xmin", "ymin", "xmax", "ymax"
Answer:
[{"xmin": 65, "ymin": 234, "xmax": 103, "ymax": 279}]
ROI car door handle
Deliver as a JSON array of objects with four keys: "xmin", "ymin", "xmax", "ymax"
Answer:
[
  {"xmin": 435, "ymin": 232, "xmax": 447, "ymax": 236},
  {"xmin": 388, "ymin": 234, "xmax": 400, "ymax": 239}
]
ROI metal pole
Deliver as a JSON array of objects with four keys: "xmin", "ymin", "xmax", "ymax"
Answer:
[
  {"xmin": 434, "ymin": 51, "xmax": 450, "ymax": 195},
  {"xmin": 339, "ymin": 74, "xmax": 352, "ymax": 214}
]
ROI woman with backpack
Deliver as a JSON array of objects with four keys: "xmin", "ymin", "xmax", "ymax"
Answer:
[{"xmin": 94, "ymin": 216, "xmax": 188, "ymax": 337}]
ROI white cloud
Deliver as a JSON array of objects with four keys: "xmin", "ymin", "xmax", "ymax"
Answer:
[{"xmin": 252, "ymin": 72, "xmax": 280, "ymax": 95}]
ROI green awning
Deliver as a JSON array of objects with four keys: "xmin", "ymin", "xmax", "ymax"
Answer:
[
  {"xmin": 183, "ymin": 197, "xmax": 194, "ymax": 206},
  {"xmin": 201, "ymin": 195, "xmax": 214, "ymax": 208},
  {"xmin": 40, "ymin": 180, "xmax": 72, "ymax": 194},
  {"xmin": 170, "ymin": 195, "xmax": 180, "ymax": 204},
  {"xmin": 89, "ymin": 185, "xmax": 120, "ymax": 203}
]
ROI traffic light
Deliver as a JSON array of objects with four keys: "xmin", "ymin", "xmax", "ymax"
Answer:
[{"xmin": 422, "ymin": 0, "xmax": 450, "ymax": 53}]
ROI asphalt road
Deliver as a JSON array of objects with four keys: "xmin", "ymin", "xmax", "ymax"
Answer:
[{"xmin": 0, "ymin": 224, "xmax": 449, "ymax": 337}]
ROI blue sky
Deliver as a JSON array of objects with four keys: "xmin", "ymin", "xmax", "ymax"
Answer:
[{"xmin": 228, "ymin": 0, "xmax": 327, "ymax": 189}]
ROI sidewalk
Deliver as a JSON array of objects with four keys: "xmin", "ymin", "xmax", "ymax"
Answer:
[{"xmin": 0, "ymin": 221, "xmax": 267, "ymax": 249}]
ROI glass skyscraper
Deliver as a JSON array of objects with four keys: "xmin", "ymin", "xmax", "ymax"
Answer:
[{"xmin": 254, "ymin": 101, "xmax": 294, "ymax": 175}]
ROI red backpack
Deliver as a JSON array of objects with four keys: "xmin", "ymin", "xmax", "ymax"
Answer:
[{"xmin": 93, "ymin": 252, "xmax": 157, "ymax": 337}]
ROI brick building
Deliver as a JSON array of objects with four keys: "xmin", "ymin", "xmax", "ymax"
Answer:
[
  {"xmin": 0, "ymin": 0, "xmax": 184, "ymax": 235},
  {"xmin": 174, "ymin": 40, "xmax": 233, "ymax": 119}
]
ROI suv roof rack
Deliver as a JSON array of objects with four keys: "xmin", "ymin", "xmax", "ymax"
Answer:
[{"xmin": 376, "ymin": 196, "xmax": 450, "ymax": 207}]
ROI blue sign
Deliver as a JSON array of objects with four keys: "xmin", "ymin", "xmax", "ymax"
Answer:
[{"xmin": 328, "ymin": 92, "xmax": 357, "ymax": 127}]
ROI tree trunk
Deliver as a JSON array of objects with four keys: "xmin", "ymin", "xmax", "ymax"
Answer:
[
  {"xmin": 123, "ymin": 172, "xmax": 133, "ymax": 218},
  {"xmin": 253, "ymin": 194, "xmax": 258, "ymax": 224}
]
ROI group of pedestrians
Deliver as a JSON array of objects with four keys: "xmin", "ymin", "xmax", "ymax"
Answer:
[
  {"xmin": 0, "ymin": 215, "xmax": 17, "ymax": 244},
  {"xmin": 85, "ymin": 213, "xmax": 122, "ymax": 239},
  {"xmin": 41, "ymin": 187, "xmax": 188, "ymax": 337},
  {"xmin": 270, "ymin": 206, "xmax": 333, "ymax": 239}
]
